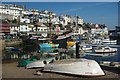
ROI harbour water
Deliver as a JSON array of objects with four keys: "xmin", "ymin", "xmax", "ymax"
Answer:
[
  {"xmin": 82, "ymin": 44, "xmax": 120, "ymax": 62},
  {"xmin": 40, "ymin": 44, "xmax": 120, "ymax": 62}
]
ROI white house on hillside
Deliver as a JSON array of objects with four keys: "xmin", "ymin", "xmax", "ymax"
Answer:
[
  {"xmin": 37, "ymin": 24, "xmax": 48, "ymax": 37},
  {"xmin": 10, "ymin": 26, "xmax": 20, "ymax": 35},
  {"xmin": 0, "ymin": 4, "xmax": 24, "ymax": 19},
  {"xmin": 19, "ymin": 25, "xmax": 32, "ymax": 32},
  {"xmin": 91, "ymin": 25, "xmax": 108, "ymax": 35},
  {"xmin": 20, "ymin": 17, "xmax": 30, "ymax": 23}
]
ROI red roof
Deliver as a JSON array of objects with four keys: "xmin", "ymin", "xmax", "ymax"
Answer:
[{"xmin": 0, "ymin": 23, "xmax": 10, "ymax": 33}]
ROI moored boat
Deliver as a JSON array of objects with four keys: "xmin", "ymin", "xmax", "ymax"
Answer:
[
  {"xmin": 81, "ymin": 45, "xmax": 92, "ymax": 51},
  {"xmin": 40, "ymin": 43, "xmax": 59, "ymax": 49},
  {"xmin": 67, "ymin": 41, "xmax": 76, "ymax": 47},
  {"xmin": 47, "ymin": 52, "xmax": 59, "ymax": 56},
  {"xmin": 94, "ymin": 47, "xmax": 117, "ymax": 54},
  {"xmin": 102, "ymin": 39, "xmax": 117, "ymax": 45},
  {"xmin": 69, "ymin": 44, "xmax": 92, "ymax": 51},
  {"xmin": 85, "ymin": 52, "xmax": 116, "ymax": 57}
]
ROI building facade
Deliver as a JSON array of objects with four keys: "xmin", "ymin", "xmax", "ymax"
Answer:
[
  {"xmin": 0, "ymin": 23, "xmax": 10, "ymax": 35},
  {"xmin": 0, "ymin": 4, "xmax": 25, "ymax": 19}
]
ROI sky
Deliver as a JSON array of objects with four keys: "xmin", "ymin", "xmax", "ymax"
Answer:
[{"xmin": 2, "ymin": 2, "xmax": 119, "ymax": 29}]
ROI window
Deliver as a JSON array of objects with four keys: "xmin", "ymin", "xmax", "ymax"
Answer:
[
  {"xmin": 21, "ymin": 27, "xmax": 23, "ymax": 30},
  {"xmin": 44, "ymin": 29, "xmax": 47, "ymax": 31}
]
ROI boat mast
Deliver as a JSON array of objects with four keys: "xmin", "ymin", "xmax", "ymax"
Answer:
[{"xmin": 49, "ymin": 12, "xmax": 52, "ymax": 39}]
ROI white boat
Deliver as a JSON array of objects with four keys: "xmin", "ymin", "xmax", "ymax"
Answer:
[
  {"xmin": 70, "ymin": 44, "xmax": 92, "ymax": 51},
  {"xmin": 43, "ymin": 58, "xmax": 105, "ymax": 76},
  {"xmin": 5, "ymin": 47, "xmax": 14, "ymax": 51},
  {"xmin": 94, "ymin": 47, "xmax": 117, "ymax": 54},
  {"xmin": 47, "ymin": 52, "xmax": 59, "ymax": 56},
  {"xmin": 85, "ymin": 53, "xmax": 116, "ymax": 57},
  {"xmin": 92, "ymin": 39, "xmax": 102, "ymax": 44},
  {"xmin": 102, "ymin": 39, "xmax": 117, "ymax": 45},
  {"xmin": 26, "ymin": 57, "xmax": 55, "ymax": 69},
  {"xmin": 81, "ymin": 45, "xmax": 92, "ymax": 51}
]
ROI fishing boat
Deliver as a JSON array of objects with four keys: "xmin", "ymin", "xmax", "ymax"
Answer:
[
  {"xmin": 94, "ymin": 46, "xmax": 117, "ymax": 54},
  {"xmin": 40, "ymin": 43, "xmax": 59, "ymax": 49},
  {"xmin": 67, "ymin": 41, "xmax": 76, "ymax": 47},
  {"xmin": 5, "ymin": 47, "xmax": 20, "ymax": 52},
  {"xmin": 43, "ymin": 58, "xmax": 105, "ymax": 76}
]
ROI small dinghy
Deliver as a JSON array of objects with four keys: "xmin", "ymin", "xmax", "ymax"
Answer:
[
  {"xmin": 26, "ymin": 57, "xmax": 55, "ymax": 69},
  {"xmin": 47, "ymin": 52, "xmax": 59, "ymax": 56},
  {"xmin": 43, "ymin": 58, "xmax": 105, "ymax": 76}
]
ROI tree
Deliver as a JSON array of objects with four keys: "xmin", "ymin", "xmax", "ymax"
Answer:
[
  {"xmin": 12, "ymin": 19, "xmax": 17, "ymax": 23},
  {"xmin": 3, "ymin": 18, "xmax": 11, "ymax": 23},
  {"xmin": 22, "ymin": 39, "xmax": 39, "ymax": 54}
]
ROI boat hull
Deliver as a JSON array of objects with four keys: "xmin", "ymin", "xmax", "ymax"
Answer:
[
  {"xmin": 95, "ymin": 51, "xmax": 117, "ymax": 54},
  {"xmin": 67, "ymin": 41, "xmax": 76, "ymax": 47},
  {"xmin": 95, "ymin": 47, "xmax": 117, "ymax": 54},
  {"xmin": 26, "ymin": 57, "xmax": 55, "ymax": 69},
  {"xmin": 48, "ymin": 52, "xmax": 59, "ymax": 56},
  {"xmin": 43, "ymin": 59, "xmax": 105, "ymax": 76}
]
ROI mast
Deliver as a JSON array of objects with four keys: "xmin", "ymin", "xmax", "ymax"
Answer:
[{"xmin": 49, "ymin": 12, "xmax": 52, "ymax": 39}]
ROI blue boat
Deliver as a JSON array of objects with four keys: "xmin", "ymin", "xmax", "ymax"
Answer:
[{"xmin": 39, "ymin": 43, "xmax": 59, "ymax": 52}]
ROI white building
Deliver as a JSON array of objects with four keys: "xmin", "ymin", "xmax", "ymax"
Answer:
[
  {"xmin": 91, "ymin": 24, "xmax": 108, "ymax": 35},
  {"xmin": 10, "ymin": 26, "xmax": 20, "ymax": 35},
  {"xmin": 20, "ymin": 17, "xmax": 30, "ymax": 23},
  {"xmin": 39, "ymin": 18, "xmax": 48, "ymax": 23},
  {"xmin": 39, "ymin": 10, "xmax": 56, "ymax": 23},
  {"xmin": 22, "ymin": 10, "xmax": 33, "ymax": 15},
  {"xmin": 37, "ymin": 24, "xmax": 48, "ymax": 37},
  {"xmin": 29, "ymin": 9, "xmax": 39, "ymax": 15},
  {"xmin": 78, "ymin": 18, "xmax": 83, "ymax": 25},
  {"xmin": 72, "ymin": 16, "xmax": 84, "ymax": 25},
  {"xmin": 19, "ymin": 25, "xmax": 32, "ymax": 32},
  {"xmin": 73, "ymin": 27, "xmax": 88, "ymax": 35},
  {"xmin": 59, "ymin": 15, "xmax": 84, "ymax": 26},
  {"xmin": 51, "ymin": 17, "xmax": 59, "ymax": 24},
  {"xmin": 0, "ymin": 4, "xmax": 24, "ymax": 19},
  {"xmin": 59, "ymin": 15, "xmax": 71, "ymax": 26}
]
